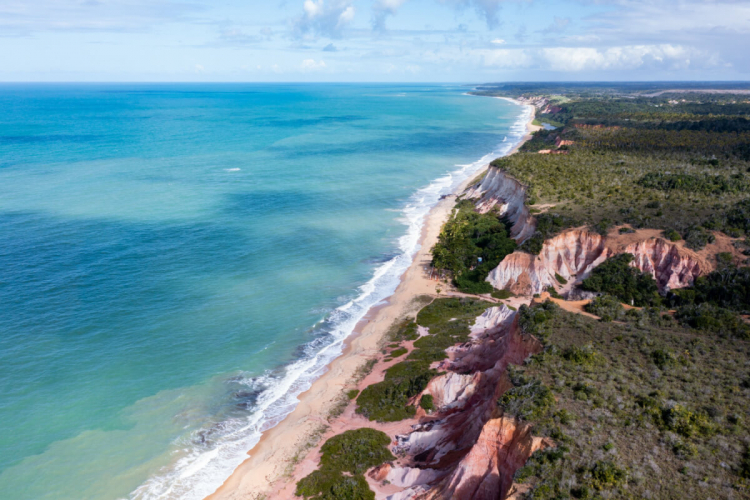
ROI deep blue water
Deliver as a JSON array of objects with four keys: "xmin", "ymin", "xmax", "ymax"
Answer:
[{"xmin": 0, "ymin": 83, "xmax": 527, "ymax": 499}]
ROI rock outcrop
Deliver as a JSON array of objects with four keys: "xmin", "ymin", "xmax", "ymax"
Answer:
[
  {"xmin": 422, "ymin": 417, "xmax": 553, "ymax": 500},
  {"xmin": 487, "ymin": 229, "xmax": 707, "ymax": 295},
  {"xmin": 465, "ymin": 167, "xmax": 536, "ymax": 242},
  {"xmin": 382, "ymin": 305, "xmax": 543, "ymax": 500}
]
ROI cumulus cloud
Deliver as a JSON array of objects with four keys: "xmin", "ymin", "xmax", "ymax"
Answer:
[
  {"xmin": 371, "ymin": 0, "xmax": 408, "ymax": 32},
  {"xmin": 491, "ymin": 38, "xmax": 505, "ymax": 44},
  {"xmin": 300, "ymin": 58, "xmax": 327, "ymax": 71},
  {"xmin": 294, "ymin": 0, "xmax": 355, "ymax": 39}
]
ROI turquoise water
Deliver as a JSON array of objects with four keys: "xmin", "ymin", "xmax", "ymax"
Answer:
[{"xmin": 0, "ymin": 84, "xmax": 527, "ymax": 499}]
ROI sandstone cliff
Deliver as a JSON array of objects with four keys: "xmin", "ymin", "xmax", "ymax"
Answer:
[
  {"xmin": 486, "ymin": 228, "xmax": 707, "ymax": 296},
  {"xmin": 464, "ymin": 167, "xmax": 536, "ymax": 242}
]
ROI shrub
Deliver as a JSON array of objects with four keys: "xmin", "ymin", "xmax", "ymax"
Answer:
[
  {"xmin": 519, "ymin": 232, "xmax": 545, "ymax": 255},
  {"xmin": 386, "ymin": 347, "xmax": 407, "ymax": 359},
  {"xmin": 562, "ymin": 345, "xmax": 597, "ymax": 365},
  {"xmin": 389, "ymin": 320, "xmax": 419, "ymax": 342},
  {"xmin": 499, "ymin": 373, "xmax": 556, "ymax": 421},
  {"xmin": 590, "ymin": 461, "xmax": 626, "ymax": 490},
  {"xmin": 660, "ymin": 404, "xmax": 716, "ymax": 438},
  {"xmin": 585, "ymin": 294, "xmax": 625, "ymax": 321},
  {"xmin": 491, "ymin": 288, "xmax": 512, "ymax": 300},
  {"xmin": 581, "ymin": 254, "xmax": 661, "ymax": 307},
  {"xmin": 651, "ymin": 349, "xmax": 675, "ymax": 369},
  {"xmin": 664, "ymin": 229, "xmax": 682, "ymax": 241},
  {"xmin": 518, "ymin": 301, "xmax": 560, "ymax": 342},
  {"xmin": 419, "ymin": 394, "xmax": 434, "ymax": 411},
  {"xmin": 683, "ymin": 225, "xmax": 714, "ymax": 250},
  {"xmin": 683, "ymin": 266, "xmax": 750, "ymax": 313},
  {"xmin": 346, "ymin": 389, "xmax": 360, "ymax": 400},
  {"xmin": 432, "ymin": 200, "xmax": 516, "ymax": 293},
  {"xmin": 355, "ymin": 361, "xmax": 435, "ymax": 422},
  {"xmin": 554, "ymin": 273, "xmax": 568, "ymax": 285},
  {"xmin": 296, "ymin": 428, "xmax": 394, "ymax": 500},
  {"xmin": 675, "ymin": 303, "xmax": 750, "ymax": 339}
]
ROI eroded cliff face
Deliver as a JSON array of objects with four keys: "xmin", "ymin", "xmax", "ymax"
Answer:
[
  {"xmin": 369, "ymin": 306, "xmax": 543, "ymax": 500},
  {"xmin": 487, "ymin": 229, "xmax": 707, "ymax": 296},
  {"xmin": 423, "ymin": 417, "xmax": 553, "ymax": 500},
  {"xmin": 465, "ymin": 168, "xmax": 536, "ymax": 242}
]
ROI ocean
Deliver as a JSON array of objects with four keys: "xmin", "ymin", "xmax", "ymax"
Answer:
[{"xmin": 0, "ymin": 83, "xmax": 529, "ymax": 499}]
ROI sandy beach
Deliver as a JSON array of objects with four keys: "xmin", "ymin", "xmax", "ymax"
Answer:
[{"xmin": 206, "ymin": 100, "xmax": 537, "ymax": 500}]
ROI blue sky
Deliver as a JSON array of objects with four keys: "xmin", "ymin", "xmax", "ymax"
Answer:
[{"xmin": 2, "ymin": 0, "xmax": 749, "ymax": 82}]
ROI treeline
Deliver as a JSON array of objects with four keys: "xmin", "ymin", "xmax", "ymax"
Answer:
[{"xmin": 431, "ymin": 200, "xmax": 516, "ymax": 293}]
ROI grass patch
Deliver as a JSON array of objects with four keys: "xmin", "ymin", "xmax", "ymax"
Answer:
[{"xmin": 296, "ymin": 428, "xmax": 394, "ymax": 500}]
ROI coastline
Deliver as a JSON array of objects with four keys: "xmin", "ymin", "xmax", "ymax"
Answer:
[{"xmin": 205, "ymin": 99, "xmax": 538, "ymax": 500}]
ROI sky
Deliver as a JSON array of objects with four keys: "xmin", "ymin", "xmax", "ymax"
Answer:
[{"xmin": 1, "ymin": 0, "xmax": 749, "ymax": 82}]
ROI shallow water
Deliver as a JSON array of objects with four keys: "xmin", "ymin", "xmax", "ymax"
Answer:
[{"xmin": 0, "ymin": 83, "xmax": 528, "ymax": 499}]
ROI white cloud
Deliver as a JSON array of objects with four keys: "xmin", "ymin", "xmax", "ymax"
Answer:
[
  {"xmin": 301, "ymin": 58, "xmax": 327, "ymax": 71},
  {"xmin": 371, "ymin": 0, "xmax": 408, "ymax": 32},
  {"xmin": 338, "ymin": 5, "xmax": 355, "ymax": 25},
  {"xmin": 491, "ymin": 38, "xmax": 505, "ymax": 44},
  {"xmin": 194, "ymin": 64, "xmax": 205, "ymax": 73},
  {"xmin": 294, "ymin": 0, "xmax": 355, "ymax": 39},
  {"xmin": 540, "ymin": 45, "xmax": 701, "ymax": 72}
]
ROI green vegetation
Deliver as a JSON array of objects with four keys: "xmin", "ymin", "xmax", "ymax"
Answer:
[
  {"xmin": 520, "ymin": 213, "xmax": 579, "ymax": 254},
  {"xmin": 554, "ymin": 273, "xmax": 567, "ymax": 285},
  {"xmin": 385, "ymin": 347, "xmax": 407, "ymax": 360},
  {"xmin": 356, "ymin": 298, "xmax": 492, "ymax": 422},
  {"xmin": 670, "ymin": 266, "xmax": 750, "ymax": 313},
  {"xmin": 580, "ymin": 254, "xmax": 661, "ymax": 306},
  {"xmin": 517, "ymin": 300, "xmax": 560, "ymax": 343},
  {"xmin": 346, "ymin": 389, "xmax": 359, "ymax": 400},
  {"xmin": 470, "ymin": 85, "xmax": 750, "ymax": 249},
  {"xmin": 638, "ymin": 172, "xmax": 749, "ymax": 195},
  {"xmin": 584, "ymin": 294, "xmax": 625, "ymax": 321},
  {"xmin": 431, "ymin": 199, "xmax": 516, "ymax": 293},
  {"xmin": 409, "ymin": 297, "xmax": 492, "ymax": 363},
  {"xmin": 491, "ymin": 288, "xmax": 513, "ymax": 300},
  {"xmin": 296, "ymin": 428, "xmax": 394, "ymax": 500},
  {"xmin": 504, "ymin": 303, "xmax": 750, "ymax": 499},
  {"xmin": 355, "ymin": 360, "xmax": 436, "ymax": 422},
  {"xmin": 419, "ymin": 394, "xmax": 434, "ymax": 411},
  {"xmin": 387, "ymin": 320, "xmax": 419, "ymax": 342}
]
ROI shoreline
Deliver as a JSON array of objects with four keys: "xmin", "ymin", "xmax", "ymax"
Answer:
[{"xmin": 205, "ymin": 98, "xmax": 538, "ymax": 500}]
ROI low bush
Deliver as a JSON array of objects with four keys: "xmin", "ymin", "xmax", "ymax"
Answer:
[
  {"xmin": 419, "ymin": 394, "xmax": 434, "ymax": 411},
  {"xmin": 580, "ymin": 254, "xmax": 661, "ymax": 307},
  {"xmin": 355, "ymin": 360, "xmax": 436, "ymax": 422},
  {"xmin": 674, "ymin": 303, "xmax": 750, "ymax": 339},
  {"xmin": 491, "ymin": 288, "xmax": 512, "ymax": 300},
  {"xmin": 584, "ymin": 294, "xmax": 625, "ymax": 321},
  {"xmin": 296, "ymin": 428, "xmax": 394, "ymax": 500}
]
